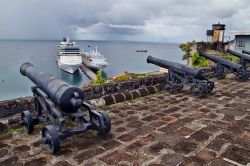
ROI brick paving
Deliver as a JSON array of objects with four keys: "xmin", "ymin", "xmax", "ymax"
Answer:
[{"xmin": 0, "ymin": 79, "xmax": 250, "ymax": 165}]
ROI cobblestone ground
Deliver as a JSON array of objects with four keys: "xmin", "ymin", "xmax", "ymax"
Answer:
[{"xmin": 0, "ymin": 79, "xmax": 250, "ymax": 166}]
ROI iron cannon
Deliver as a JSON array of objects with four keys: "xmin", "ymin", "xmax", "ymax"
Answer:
[
  {"xmin": 147, "ymin": 56, "xmax": 214, "ymax": 97},
  {"xmin": 227, "ymin": 49, "xmax": 250, "ymax": 68},
  {"xmin": 199, "ymin": 51, "xmax": 249, "ymax": 81},
  {"xmin": 20, "ymin": 63, "xmax": 111, "ymax": 154},
  {"xmin": 242, "ymin": 49, "xmax": 250, "ymax": 55}
]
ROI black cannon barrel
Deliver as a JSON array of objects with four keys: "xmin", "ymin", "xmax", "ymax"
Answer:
[
  {"xmin": 242, "ymin": 49, "xmax": 250, "ymax": 55},
  {"xmin": 199, "ymin": 52, "xmax": 243, "ymax": 70},
  {"xmin": 147, "ymin": 56, "xmax": 203, "ymax": 78},
  {"xmin": 20, "ymin": 63, "xmax": 84, "ymax": 113},
  {"xmin": 227, "ymin": 49, "xmax": 250, "ymax": 61}
]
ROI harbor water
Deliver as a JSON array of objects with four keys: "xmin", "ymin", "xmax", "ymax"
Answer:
[{"xmin": 0, "ymin": 40, "xmax": 184, "ymax": 101}]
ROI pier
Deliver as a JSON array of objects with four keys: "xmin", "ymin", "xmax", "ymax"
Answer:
[{"xmin": 79, "ymin": 64, "xmax": 97, "ymax": 80}]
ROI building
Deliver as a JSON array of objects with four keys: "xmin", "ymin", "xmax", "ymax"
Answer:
[
  {"xmin": 229, "ymin": 32, "xmax": 250, "ymax": 52},
  {"xmin": 207, "ymin": 22, "xmax": 225, "ymax": 50}
]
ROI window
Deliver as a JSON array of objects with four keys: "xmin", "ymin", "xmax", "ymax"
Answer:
[{"xmin": 238, "ymin": 40, "xmax": 245, "ymax": 47}]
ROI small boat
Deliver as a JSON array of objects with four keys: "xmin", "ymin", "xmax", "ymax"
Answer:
[
  {"xmin": 82, "ymin": 46, "xmax": 108, "ymax": 70},
  {"xmin": 136, "ymin": 49, "xmax": 147, "ymax": 53},
  {"xmin": 56, "ymin": 37, "xmax": 82, "ymax": 74}
]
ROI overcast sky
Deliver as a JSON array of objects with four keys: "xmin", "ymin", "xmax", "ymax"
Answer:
[{"xmin": 0, "ymin": 0, "xmax": 249, "ymax": 42}]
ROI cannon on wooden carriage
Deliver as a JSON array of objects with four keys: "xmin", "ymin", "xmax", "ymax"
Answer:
[
  {"xmin": 20, "ymin": 63, "xmax": 111, "ymax": 153},
  {"xmin": 199, "ymin": 51, "xmax": 249, "ymax": 81},
  {"xmin": 147, "ymin": 56, "xmax": 214, "ymax": 97}
]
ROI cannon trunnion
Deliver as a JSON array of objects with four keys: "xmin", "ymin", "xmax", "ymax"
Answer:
[
  {"xmin": 20, "ymin": 63, "xmax": 111, "ymax": 154},
  {"xmin": 199, "ymin": 51, "xmax": 249, "ymax": 81},
  {"xmin": 147, "ymin": 56, "xmax": 214, "ymax": 97}
]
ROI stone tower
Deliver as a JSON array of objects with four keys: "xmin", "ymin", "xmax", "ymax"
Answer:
[{"xmin": 207, "ymin": 22, "xmax": 225, "ymax": 50}]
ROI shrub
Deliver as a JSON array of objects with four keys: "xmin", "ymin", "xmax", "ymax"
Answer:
[
  {"xmin": 113, "ymin": 73, "xmax": 146, "ymax": 82},
  {"xmin": 92, "ymin": 70, "xmax": 106, "ymax": 85},
  {"xmin": 191, "ymin": 52, "xmax": 209, "ymax": 67}
]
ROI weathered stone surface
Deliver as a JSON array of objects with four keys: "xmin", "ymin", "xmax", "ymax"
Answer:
[
  {"xmin": 74, "ymin": 147, "xmax": 105, "ymax": 163},
  {"xmin": 0, "ymin": 122, "xmax": 8, "ymax": 133},
  {"xmin": 190, "ymin": 130, "xmax": 210, "ymax": 142},
  {"xmin": 138, "ymin": 88, "xmax": 149, "ymax": 97},
  {"xmin": 131, "ymin": 125, "xmax": 154, "ymax": 136},
  {"xmin": 0, "ymin": 97, "xmax": 34, "ymax": 118},
  {"xmin": 102, "ymin": 140, "xmax": 121, "ymax": 150},
  {"xmin": 175, "ymin": 127, "xmax": 194, "ymax": 136},
  {"xmin": 0, "ymin": 149, "xmax": 8, "ymax": 158},
  {"xmin": 113, "ymin": 93, "xmax": 126, "ymax": 103},
  {"xmin": 209, "ymin": 158, "xmax": 235, "ymax": 166},
  {"xmin": 207, "ymin": 138, "xmax": 228, "ymax": 152},
  {"xmin": 126, "ymin": 135, "xmax": 154, "ymax": 153},
  {"xmin": 13, "ymin": 145, "xmax": 30, "ymax": 158},
  {"xmin": 158, "ymin": 121, "xmax": 182, "ymax": 133},
  {"xmin": 83, "ymin": 75, "xmax": 166, "ymax": 100},
  {"xmin": 0, "ymin": 155, "xmax": 19, "ymax": 166},
  {"xmin": 24, "ymin": 157, "xmax": 47, "ymax": 166},
  {"xmin": 53, "ymin": 161, "xmax": 72, "ymax": 166},
  {"xmin": 100, "ymin": 150, "xmax": 136, "ymax": 165},
  {"xmin": 152, "ymin": 132, "xmax": 184, "ymax": 147},
  {"xmin": 117, "ymin": 133, "xmax": 135, "ymax": 142},
  {"xmin": 221, "ymin": 145, "xmax": 250, "ymax": 165},
  {"xmin": 0, "ymin": 142, "xmax": 8, "ymax": 149},
  {"xmin": 160, "ymin": 153, "xmax": 184, "ymax": 165},
  {"xmin": 0, "ymin": 79, "xmax": 250, "ymax": 165},
  {"xmin": 147, "ymin": 142, "xmax": 168, "ymax": 154},
  {"xmin": 197, "ymin": 148, "xmax": 216, "ymax": 161},
  {"xmin": 180, "ymin": 156, "xmax": 206, "ymax": 166},
  {"xmin": 174, "ymin": 140, "xmax": 198, "ymax": 155},
  {"xmin": 103, "ymin": 95, "xmax": 115, "ymax": 106}
]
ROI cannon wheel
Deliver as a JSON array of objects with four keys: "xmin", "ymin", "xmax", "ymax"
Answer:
[
  {"xmin": 97, "ymin": 111, "xmax": 111, "ymax": 136},
  {"xmin": 21, "ymin": 111, "xmax": 34, "ymax": 134},
  {"xmin": 207, "ymin": 81, "xmax": 214, "ymax": 93},
  {"xmin": 236, "ymin": 73, "xmax": 248, "ymax": 82},
  {"xmin": 215, "ymin": 69, "xmax": 226, "ymax": 79},
  {"xmin": 165, "ymin": 82, "xmax": 176, "ymax": 94},
  {"xmin": 176, "ymin": 84, "xmax": 184, "ymax": 91},
  {"xmin": 42, "ymin": 125, "xmax": 60, "ymax": 154},
  {"xmin": 190, "ymin": 84, "xmax": 204, "ymax": 98}
]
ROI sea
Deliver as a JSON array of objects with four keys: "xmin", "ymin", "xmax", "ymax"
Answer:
[{"xmin": 0, "ymin": 40, "xmax": 184, "ymax": 101}]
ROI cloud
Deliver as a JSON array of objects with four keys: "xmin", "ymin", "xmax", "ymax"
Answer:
[{"xmin": 0, "ymin": 0, "xmax": 249, "ymax": 42}]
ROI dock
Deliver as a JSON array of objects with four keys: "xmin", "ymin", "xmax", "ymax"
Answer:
[{"xmin": 79, "ymin": 64, "xmax": 97, "ymax": 80}]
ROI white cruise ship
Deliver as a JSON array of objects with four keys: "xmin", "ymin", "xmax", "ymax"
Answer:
[
  {"xmin": 82, "ymin": 46, "xmax": 108, "ymax": 70},
  {"xmin": 56, "ymin": 38, "xmax": 82, "ymax": 74}
]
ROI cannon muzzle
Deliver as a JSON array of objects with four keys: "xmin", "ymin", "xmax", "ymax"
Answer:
[
  {"xmin": 199, "ymin": 51, "xmax": 243, "ymax": 70},
  {"xmin": 227, "ymin": 49, "xmax": 250, "ymax": 61},
  {"xmin": 20, "ymin": 62, "xmax": 84, "ymax": 113},
  {"xmin": 147, "ymin": 56, "xmax": 202, "ymax": 78},
  {"xmin": 242, "ymin": 49, "xmax": 250, "ymax": 55}
]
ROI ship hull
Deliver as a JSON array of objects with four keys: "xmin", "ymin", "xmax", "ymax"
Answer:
[
  {"xmin": 82, "ymin": 56, "xmax": 107, "ymax": 71},
  {"xmin": 58, "ymin": 61, "xmax": 81, "ymax": 74},
  {"xmin": 57, "ymin": 57, "xmax": 81, "ymax": 74}
]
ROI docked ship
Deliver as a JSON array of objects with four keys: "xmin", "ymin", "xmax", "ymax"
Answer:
[
  {"xmin": 82, "ymin": 46, "xmax": 108, "ymax": 70},
  {"xmin": 56, "ymin": 38, "xmax": 82, "ymax": 74}
]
